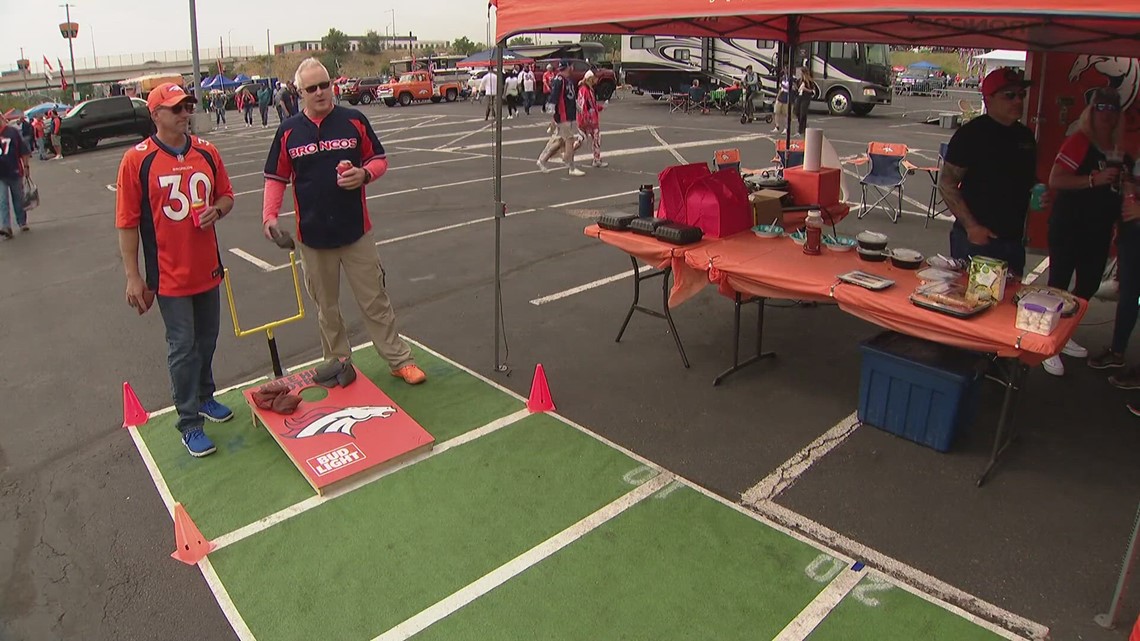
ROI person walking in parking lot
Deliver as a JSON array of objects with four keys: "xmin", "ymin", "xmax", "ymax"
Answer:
[
  {"xmin": 537, "ymin": 61, "xmax": 584, "ymax": 177},
  {"xmin": 577, "ymin": 71, "xmax": 606, "ymax": 168},
  {"xmin": 481, "ymin": 68, "xmax": 498, "ymax": 121},
  {"xmin": 49, "ymin": 110, "xmax": 62, "ymax": 160},
  {"xmin": 0, "ymin": 114, "xmax": 31, "ymax": 238},
  {"xmin": 257, "ymin": 83, "xmax": 272, "ymax": 127},
  {"xmin": 521, "ymin": 66, "xmax": 537, "ymax": 115},
  {"xmin": 115, "ymin": 83, "xmax": 237, "ymax": 458},
  {"xmin": 542, "ymin": 63, "xmax": 556, "ymax": 113},
  {"xmin": 794, "ymin": 67, "xmax": 816, "ymax": 135},
  {"xmin": 33, "ymin": 115, "xmax": 47, "ymax": 161},
  {"xmin": 261, "ymin": 58, "xmax": 427, "ymax": 386}
]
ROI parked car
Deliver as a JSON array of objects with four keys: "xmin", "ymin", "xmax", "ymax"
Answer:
[
  {"xmin": 896, "ymin": 70, "xmax": 934, "ymax": 94},
  {"xmin": 343, "ymin": 77, "xmax": 386, "ymax": 105},
  {"xmin": 377, "ymin": 71, "xmax": 464, "ymax": 106},
  {"xmin": 56, "ymin": 95, "xmax": 154, "ymax": 155}
]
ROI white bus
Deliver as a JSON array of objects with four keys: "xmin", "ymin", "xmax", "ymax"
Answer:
[{"xmin": 621, "ymin": 36, "xmax": 892, "ymax": 116}]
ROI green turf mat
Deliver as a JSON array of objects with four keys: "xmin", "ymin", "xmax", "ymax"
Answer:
[
  {"xmin": 412, "ymin": 485, "xmax": 828, "ymax": 641},
  {"xmin": 806, "ymin": 574, "xmax": 1007, "ymax": 641},
  {"xmin": 137, "ymin": 344, "xmax": 521, "ymax": 539},
  {"xmin": 211, "ymin": 413, "xmax": 648, "ymax": 641}
]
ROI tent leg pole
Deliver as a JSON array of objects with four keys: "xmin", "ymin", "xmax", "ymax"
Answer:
[
  {"xmin": 493, "ymin": 39, "xmax": 507, "ymax": 374},
  {"xmin": 1095, "ymin": 500, "xmax": 1140, "ymax": 629},
  {"xmin": 785, "ymin": 17, "xmax": 799, "ymax": 148}
]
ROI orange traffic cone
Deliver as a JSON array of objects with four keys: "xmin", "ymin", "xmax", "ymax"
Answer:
[
  {"xmin": 122, "ymin": 382, "xmax": 149, "ymax": 428},
  {"xmin": 171, "ymin": 502, "xmax": 216, "ymax": 565},
  {"xmin": 527, "ymin": 364, "xmax": 555, "ymax": 413}
]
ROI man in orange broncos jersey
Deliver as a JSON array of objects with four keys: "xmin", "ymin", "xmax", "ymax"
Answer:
[{"xmin": 115, "ymin": 83, "xmax": 236, "ymax": 458}]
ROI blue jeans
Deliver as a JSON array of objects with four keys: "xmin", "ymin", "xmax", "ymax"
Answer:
[
  {"xmin": 949, "ymin": 224, "xmax": 1026, "ymax": 277},
  {"xmin": 1113, "ymin": 223, "xmax": 1140, "ymax": 353},
  {"xmin": 0, "ymin": 175, "xmax": 27, "ymax": 230},
  {"xmin": 38, "ymin": 135, "xmax": 50, "ymax": 159},
  {"xmin": 156, "ymin": 285, "xmax": 221, "ymax": 434}
]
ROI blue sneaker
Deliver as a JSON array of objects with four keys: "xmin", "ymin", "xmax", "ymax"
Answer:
[
  {"xmin": 182, "ymin": 429, "xmax": 216, "ymax": 458},
  {"xmin": 199, "ymin": 399, "xmax": 234, "ymax": 423}
]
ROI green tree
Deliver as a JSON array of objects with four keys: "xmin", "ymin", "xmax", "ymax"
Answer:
[
  {"xmin": 508, "ymin": 36, "xmax": 534, "ymax": 47},
  {"xmin": 361, "ymin": 30, "xmax": 384, "ymax": 55},
  {"xmin": 452, "ymin": 36, "xmax": 480, "ymax": 56},
  {"xmin": 580, "ymin": 34, "xmax": 621, "ymax": 56},
  {"xmin": 321, "ymin": 28, "xmax": 350, "ymax": 56}
]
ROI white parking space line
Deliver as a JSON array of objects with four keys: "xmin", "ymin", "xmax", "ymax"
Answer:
[
  {"xmin": 772, "ymin": 568, "xmax": 864, "ymax": 641},
  {"xmin": 227, "ymin": 248, "xmax": 277, "ymax": 271},
  {"xmin": 530, "ymin": 266, "xmax": 654, "ymax": 306},
  {"xmin": 1022, "ymin": 257, "xmax": 1049, "ymax": 285},
  {"xmin": 649, "ymin": 127, "xmax": 688, "ymax": 164},
  {"xmin": 434, "ymin": 122, "xmax": 493, "ymax": 150},
  {"xmin": 742, "ymin": 412, "xmax": 860, "ymax": 504},
  {"xmin": 435, "ymin": 126, "xmax": 649, "ymax": 152}
]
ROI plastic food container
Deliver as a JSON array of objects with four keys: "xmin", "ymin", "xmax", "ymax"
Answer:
[{"xmin": 1015, "ymin": 292, "xmax": 1064, "ymax": 336}]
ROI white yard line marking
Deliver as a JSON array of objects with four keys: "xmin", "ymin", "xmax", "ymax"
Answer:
[
  {"xmin": 125, "ymin": 425, "xmax": 257, "ymax": 640},
  {"xmin": 530, "ymin": 266, "xmax": 654, "ymax": 305},
  {"xmin": 227, "ymin": 248, "xmax": 277, "ymax": 272},
  {"xmin": 772, "ymin": 568, "xmax": 864, "ymax": 641},
  {"xmin": 741, "ymin": 412, "xmax": 860, "ymax": 504},
  {"xmin": 649, "ymin": 126, "xmax": 688, "ymax": 165},
  {"xmin": 1022, "ymin": 257, "xmax": 1049, "ymax": 285},
  {"xmin": 372, "ymin": 472, "xmax": 674, "ymax": 641},
  {"xmin": 211, "ymin": 408, "xmax": 530, "ymax": 551},
  {"xmin": 436, "ymin": 126, "xmax": 651, "ymax": 152},
  {"xmin": 749, "ymin": 500, "xmax": 1047, "ymax": 640}
]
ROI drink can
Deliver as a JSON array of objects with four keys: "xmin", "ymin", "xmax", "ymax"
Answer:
[{"xmin": 1030, "ymin": 183, "xmax": 1047, "ymax": 210}]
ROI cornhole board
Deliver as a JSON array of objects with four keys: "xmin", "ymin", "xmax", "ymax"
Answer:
[{"xmin": 242, "ymin": 365, "xmax": 434, "ymax": 495}]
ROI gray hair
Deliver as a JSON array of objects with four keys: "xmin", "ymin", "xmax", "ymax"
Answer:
[{"xmin": 294, "ymin": 57, "xmax": 330, "ymax": 87}]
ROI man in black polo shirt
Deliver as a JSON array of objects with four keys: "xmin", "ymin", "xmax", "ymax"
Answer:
[
  {"xmin": 939, "ymin": 67, "xmax": 1044, "ymax": 277},
  {"xmin": 261, "ymin": 58, "xmax": 426, "ymax": 385}
]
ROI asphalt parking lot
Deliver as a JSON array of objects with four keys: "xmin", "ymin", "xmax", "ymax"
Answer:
[{"xmin": 1, "ymin": 89, "xmax": 1137, "ymax": 641}]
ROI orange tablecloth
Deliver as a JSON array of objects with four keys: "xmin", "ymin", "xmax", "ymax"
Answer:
[
  {"xmin": 588, "ymin": 225, "xmax": 1085, "ymax": 364},
  {"xmin": 584, "ymin": 224, "xmax": 717, "ymax": 307}
]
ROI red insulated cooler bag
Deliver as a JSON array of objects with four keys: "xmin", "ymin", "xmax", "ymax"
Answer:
[
  {"xmin": 656, "ymin": 162, "xmax": 711, "ymax": 224},
  {"xmin": 684, "ymin": 168, "xmax": 753, "ymax": 238}
]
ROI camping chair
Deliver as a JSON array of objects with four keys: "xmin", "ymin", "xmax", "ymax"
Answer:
[
  {"xmin": 914, "ymin": 142, "xmax": 950, "ymax": 228},
  {"xmin": 714, "ymin": 148, "xmax": 742, "ymax": 173},
  {"xmin": 852, "ymin": 142, "xmax": 917, "ymax": 223},
  {"xmin": 718, "ymin": 86, "xmax": 744, "ymax": 115},
  {"xmin": 669, "ymin": 91, "xmax": 691, "ymax": 114},
  {"xmin": 772, "ymin": 139, "xmax": 805, "ymax": 172}
]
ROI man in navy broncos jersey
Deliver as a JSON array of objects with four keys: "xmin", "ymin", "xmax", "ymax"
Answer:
[{"xmin": 262, "ymin": 58, "xmax": 426, "ymax": 385}]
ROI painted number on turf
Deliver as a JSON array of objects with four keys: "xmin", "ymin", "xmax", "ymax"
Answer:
[
  {"xmin": 805, "ymin": 553, "xmax": 846, "ymax": 584},
  {"xmin": 851, "ymin": 575, "xmax": 892, "ymax": 606},
  {"xmin": 159, "ymin": 171, "xmax": 212, "ymax": 221}
]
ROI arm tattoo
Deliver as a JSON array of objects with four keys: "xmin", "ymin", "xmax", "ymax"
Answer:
[{"xmin": 938, "ymin": 162, "xmax": 976, "ymax": 227}]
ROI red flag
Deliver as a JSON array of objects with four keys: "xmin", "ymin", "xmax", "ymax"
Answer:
[
  {"xmin": 58, "ymin": 58, "xmax": 67, "ymax": 90},
  {"xmin": 43, "ymin": 56, "xmax": 54, "ymax": 71}
]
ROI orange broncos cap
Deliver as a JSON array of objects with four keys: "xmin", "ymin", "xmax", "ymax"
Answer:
[{"xmin": 147, "ymin": 83, "xmax": 197, "ymax": 113}]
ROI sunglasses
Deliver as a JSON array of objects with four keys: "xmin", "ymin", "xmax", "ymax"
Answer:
[
  {"xmin": 1094, "ymin": 103, "xmax": 1120, "ymax": 112},
  {"xmin": 303, "ymin": 81, "xmax": 331, "ymax": 94},
  {"xmin": 166, "ymin": 102, "xmax": 195, "ymax": 114},
  {"xmin": 998, "ymin": 89, "xmax": 1027, "ymax": 100}
]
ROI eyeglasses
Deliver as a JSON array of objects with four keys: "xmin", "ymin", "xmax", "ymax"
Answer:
[
  {"xmin": 303, "ymin": 81, "xmax": 331, "ymax": 94},
  {"xmin": 1094, "ymin": 103, "xmax": 1120, "ymax": 112},
  {"xmin": 998, "ymin": 89, "xmax": 1027, "ymax": 101},
  {"xmin": 166, "ymin": 102, "xmax": 195, "ymax": 114}
]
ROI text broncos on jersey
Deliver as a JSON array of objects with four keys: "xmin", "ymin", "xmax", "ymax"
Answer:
[{"xmin": 288, "ymin": 137, "xmax": 359, "ymax": 159}]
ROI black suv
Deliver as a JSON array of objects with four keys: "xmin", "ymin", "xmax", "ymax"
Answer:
[
  {"xmin": 343, "ymin": 77, "xmax": 385, "ymax": 105},
  {"xmin": 57, "ymin": 95, "xmax": 154, "ymax": 155}
]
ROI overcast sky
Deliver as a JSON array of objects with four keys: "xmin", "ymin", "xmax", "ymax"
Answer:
[{"xmin": 1, "ymin": 0, "xmax": 498, "ymax": 70}]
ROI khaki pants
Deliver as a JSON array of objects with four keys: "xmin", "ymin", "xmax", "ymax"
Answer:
[
  {"xmin": 538, "ymin": 121, "xmax": 578, "ymax": 168},
  {"xmin": 298, "ymin": 231, "xmax": 414, "ymax": 369}
]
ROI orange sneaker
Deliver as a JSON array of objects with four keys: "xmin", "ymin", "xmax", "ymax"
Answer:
[{"xmin": 391, "ymin": 364, "xmax": 427, "ymax": 385}]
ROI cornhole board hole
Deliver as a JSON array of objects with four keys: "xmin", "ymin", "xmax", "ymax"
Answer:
[{"xmin": 242, "ymin": 365, "xmax": 434, "ymax": 495}]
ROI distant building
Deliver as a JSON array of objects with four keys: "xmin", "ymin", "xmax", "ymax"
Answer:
[{"xmin": 275, "ymin": 35, "xmax": 450, "ymax": 55}]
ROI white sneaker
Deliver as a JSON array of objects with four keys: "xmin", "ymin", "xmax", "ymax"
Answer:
[
  {"xmin": 771, "ymin": 127, "xmax": 780, "ymax": 133},
  {"xmin": 568, "ymin": 167, "xmax": 586, "ymax": 177},
  {"xmin": 591, "ymin": 161, "xmax": 609, "ymax": 168},
  {"xmin": 536, "ymin": 159, "xmax": 551, "ymax": 173},
  {"xmin": 1042, "ymin": 355, "xmax": 1065, "ymax": 376},
  {"xmin": 1062, "ymin": 339, "xmax": 1088, "ymax": 358}
]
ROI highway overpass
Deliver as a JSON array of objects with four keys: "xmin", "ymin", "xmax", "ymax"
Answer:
[{"xmin": 0, "ymin": 56, "xmax": 258, "ymax": 95}]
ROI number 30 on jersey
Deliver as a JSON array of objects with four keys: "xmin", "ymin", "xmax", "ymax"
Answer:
[{"xmin": 159, "ymin": 172, "xmax": 212, "ymax": 221}]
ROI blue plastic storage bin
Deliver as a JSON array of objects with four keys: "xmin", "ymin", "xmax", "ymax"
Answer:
[{"xmin": 858, "ymin": 331, "xmax": 983, "ymax": 452}]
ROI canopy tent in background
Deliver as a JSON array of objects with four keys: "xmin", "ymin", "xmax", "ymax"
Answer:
[
  {"xmin": 25, "ymin": 102, "xmax": 70, "ymax": 119},
  {"xmin": 458, "ymin": 48, "xmax": 535, "ymax": 68},
  {"xmin": 973, "ymin": 49, "xmax": 1028, "ymax": 78},
  {"xmin": 201, "ymin": 74, "xmax": 241, "ymax": 90},
  {"xmin": 232, "ymin": 73, "xmax": 253, "ymax": 84},
  {"xmin": 908, "ymin": 61, "xmax": 942, "ymax": 70}
]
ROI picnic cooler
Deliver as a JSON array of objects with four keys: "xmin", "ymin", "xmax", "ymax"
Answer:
[
  {"xmin": 858, "ymin": 331, "xmax": 983, "ymax": 453},
  {"xmin": 683, "ymin": 169, "xmax": 753, "ymax": 238},
  {"xmin": 657, "ymin": 162, "xmax": 711, "ymax": 224}
]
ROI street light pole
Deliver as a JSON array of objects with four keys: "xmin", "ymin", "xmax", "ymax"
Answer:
[
  {"xmin": 59, "ymin": 4, "xmax": 79, "ymax": 92},
  {"xmin": 266, "ymin": 29, "xmax": 272, "ymax": 79},
  {"xmin": 18, "ymin": 48, "xmax": 29, "ymax": 94},
  {"xmin": 188, "ymin": 0, "xmax": 204, "ymax": 103}
]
